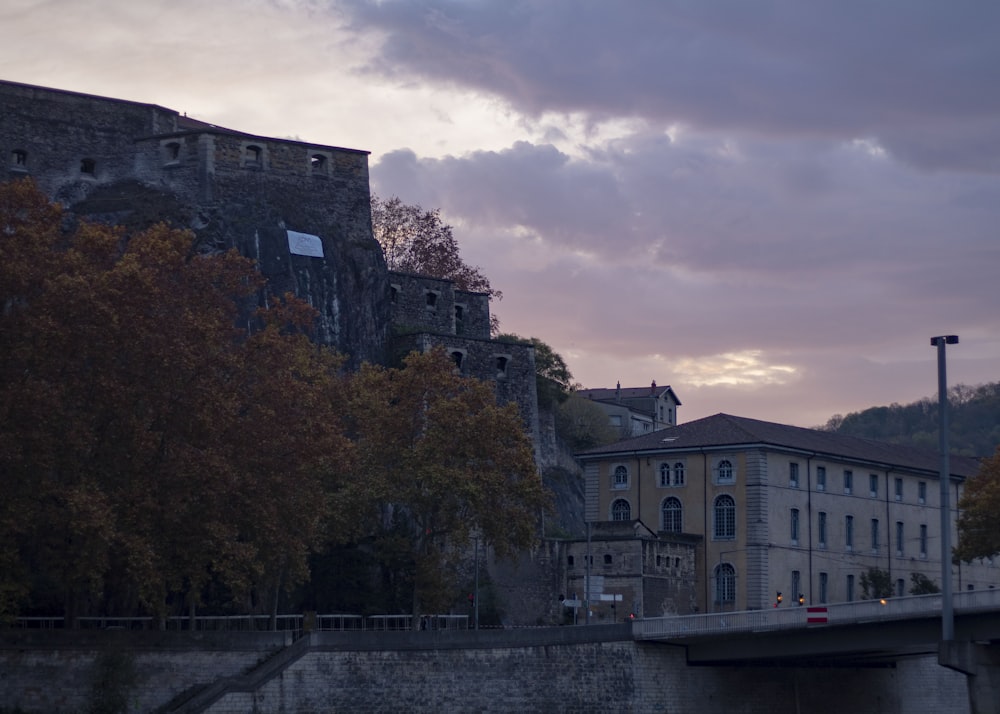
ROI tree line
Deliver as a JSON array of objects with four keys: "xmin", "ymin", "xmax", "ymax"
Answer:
[{"xmin": 0, "ymin": 179, "xmax": 549, "ymax": 626}]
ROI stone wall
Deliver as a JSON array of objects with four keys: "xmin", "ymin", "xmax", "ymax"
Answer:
[
  {"xmin": 0, "ymin": 628, "xmax": 976, "ymax": 713},
  {"xmin": 0, "ymin": 630, "xmax": 289, "ymax": 713}
]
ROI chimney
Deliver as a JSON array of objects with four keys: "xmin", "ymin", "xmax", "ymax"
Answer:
[
  {"xmin": 616, "ymin": 381, "xmax": 621, "ymax": 402},
  {"xmin": 650, "ymin": 379, "xmax": 656, "ymax": 395}
]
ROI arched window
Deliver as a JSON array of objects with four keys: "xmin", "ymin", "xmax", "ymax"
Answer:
[
  {"xmin": 717, "ymin": 459, "xmax": 734, "ymax": 483},
  {"xmin": 673, "ymin": 462, "xmax": 685, "ymax": 486},
  {"xmin": 714, "ymin": 495, "xmax": 736, "ymax": 540},
  {"xmin": 244, "ymin": 144, "xmax": 262, "ymax": 166},
  {"xmin": 611, "ymin": 498, "xmax": 631, "ymax": 522},
  {"xmin": 659, "ymin": 463, "xmax": 670, "ymax": 487},
  {"xmin": 714, "ymin": 563, "xmax": 736, "ymax": 604},
  {"xmin": 612, "ymin": 465, "xmax": 629, "ymax": 489},
  {"xmin": 662, "ymin": 497, "xmax": 682, "ymax": 533}
]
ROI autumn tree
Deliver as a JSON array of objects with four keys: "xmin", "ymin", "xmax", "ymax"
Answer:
[
  {"xmin": 956, "ymin": 447, "xmax": 1000, "ymax": 562},
  {"xmin": 343, "ymin": 348, "xmax": 550, "ymax": 622},
  {"xmin": 0, "ymin": 179, "xmax": 353, "ymax": 624},
  {"xmin": 371, "ymin": 194, "xmax": 502, "ymax": 331}
]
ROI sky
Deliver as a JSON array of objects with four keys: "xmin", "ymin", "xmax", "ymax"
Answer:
[{"xmin": 3, "ymin": 0, "xmax": 999, "ymax": 427}]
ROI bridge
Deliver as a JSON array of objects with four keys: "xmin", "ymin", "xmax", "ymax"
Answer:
[{"xmin": 632, "ymin": 589, "xmax": 1000, "ymax": 668}]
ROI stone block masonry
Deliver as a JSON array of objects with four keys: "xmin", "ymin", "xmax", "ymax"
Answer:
[{"xmin": 0, "ymin": 628, "xmax": 973, "ymax": 713}]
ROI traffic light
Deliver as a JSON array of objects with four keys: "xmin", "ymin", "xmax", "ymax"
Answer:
[
  {"xmin": 775, "ymin": 591, "xmax": 783, "ymax": 606},
  {"xmin": 628, "ymin": 612, "xmax": 636, "ymax": 621},
  {"xmin": 797, "ymin": 593, "xmax": 804, "ymax": 606}
]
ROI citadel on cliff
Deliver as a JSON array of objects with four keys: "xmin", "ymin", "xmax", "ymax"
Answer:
[{"xmin": 0, "ymin": 78, "xmax": 540, "ymax": 449}]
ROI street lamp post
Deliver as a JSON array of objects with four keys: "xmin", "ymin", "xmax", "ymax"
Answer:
[{"xmin": 931, "ymin": 335, "xmax": 958, "ymax": 642}]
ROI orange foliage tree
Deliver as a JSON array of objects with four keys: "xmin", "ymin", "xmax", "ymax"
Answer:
[
  {"xmin": 343, "ymin": 349, "xmax": 550, "ymax": 622},
  {"xmin": 0, "ymin": 179, "xmax": 353, "ymax": 624}
]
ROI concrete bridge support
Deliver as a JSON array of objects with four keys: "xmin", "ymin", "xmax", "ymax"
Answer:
[{"xmin": 940, "ymin": 640, "xmax": 1000, "ymax": 714}]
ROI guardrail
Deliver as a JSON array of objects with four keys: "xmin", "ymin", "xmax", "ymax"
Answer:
[
  {"xmin": 632, "ymin": 588, "xmax": 1000, "ymax": 640},
  {"xmin": 13, "ymin": 613, "xmax": 470, "ymax": 632}
]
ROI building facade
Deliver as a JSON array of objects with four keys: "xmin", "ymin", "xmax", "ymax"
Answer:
[
  {"xmin": 575, "ymin": 381, "xmax": 681, "ymax": 438},
  {"xmin": 576, "ymin": 413, "xmax": 994, "ymax": 616}
]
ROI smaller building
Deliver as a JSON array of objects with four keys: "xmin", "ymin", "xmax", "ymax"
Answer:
[
  {"xmin": 562, "ymin": 521, "xmax": 700, "ymax": 622},
  {"xmin": 576, "ymin": 381, "xmax": 681, "ymax": 438}
]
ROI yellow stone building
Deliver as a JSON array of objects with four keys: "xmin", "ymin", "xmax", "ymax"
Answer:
[{"xmin": 576, "ymin": 413, "xmax": 996, "ymax": 616}]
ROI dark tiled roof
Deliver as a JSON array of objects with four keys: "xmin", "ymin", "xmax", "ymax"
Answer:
[
  {"xmin": 578, "ymin": 385, "xmax": 681, "ymax": 403},
  {"xmin": 577, "ymin": 413, "xmax": 982, "ymax": 477}
]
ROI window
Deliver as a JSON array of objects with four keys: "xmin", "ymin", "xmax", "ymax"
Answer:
[
  {"xmin": 10, "ymin": 149, "xmax": 27, "ymax": 168},
  {"xmin": 309, "ymin": 153, "xmax": 328, "ymax": 173},
  {"xmin": 163, "ymin": 141, "xmax": 181, "ymax": 163},
  {"xmin": 425, "ymin": 291, "xmax": 438, "ymax": 310},
  {"xmin": 816, "ymin": 466, "xmax": 826, "ymax": 491},
  {"xmin": 567, "ymin": 555, "xmax": 574, "ymax": 566},
  {"xmin": 896, "ymin": 522, "xmax": 904, "ymax": 557},
  {"xmin": 790, "ymin": 508, "xmax": 800, "ymax": 545},
  {"xmin": 495, "ymin": 355, "xmax": 509, "ymax": 379},
  {"xmin": 662, "ymin": 497, "xmax": 682, "ymax": 533},
  {"xmin": 847, "ymin": 574, "xmax": 855, "ymax": 602},
  {"xmin": 659, "ymin": 463, "xmax": 671, "ymax": 487},
  {"xmin": 611, "ymin": 498, "xmax": 631, "ymax": 522},
  {"xmin": 918, "ymin": 481, "xmax": 927, "ymax": 505},
  {"xmin": 870, "ymin": 474, "xmax": 879, "ymax": 498},
  {"xmin": 716, "ymin": 459, "xmax": 734, "ymax": 483},
  {"xmin": 819, "ymin": 572, "xmax": 829, "ymax": 603},
  {"xmin": 612, "ymin": 465, "xmax": 629, "ymax": 490},
  {"xmin": 714, "ymin": 563, "xmax": 736, "ymax": 604},
  {"xmin": 871, "ymin": 519, "xmax": 880, "ymax": 553},
  {"xmin": 454, "ymin": 305, "xmax": 465, "ymax": 335},
  {"xmin": 791, "ymin": 570, "xmax": 801, "ymax": 602},
  {"xmin": 843, "ymin": 470, "xmax": 853, "ymax": 495},
  {"xmin": 244, "ymin": 144, "xmax": 262, "ymax": 166},
  {"xmin": 920, "ymin": 524, "xmax": 928, "ymax": 558},
  {"xmin": 603, "ymin": 554, "xmax": 613, "ymax": 565},
  {"xmin": 80, "ymin": 157, "xmax": 96, "ymax": 175},
  {"xmin": 610, "ymin": 414, "xmax": 622, "ymax": 427},
  {"xmin": 389, "ymin": 284, "xmax": 399, "ymax": 303},
  {"xmin": 845, "ymin": 515, "xmax": 854, "ymax": 551},
  {"xmin": 673, "ymin": 462, "xmax": 685, "ymax": 486},
  {"xmin": 789, "ymin": 462, "xmax": 800, "ymax": 488},
  {"xmin": 895, "ymin": 478, "xmax": 903, "ymax": 501},
  {"xmin": 450, "ymin": 350, "xmax": 465, "ymax": 372},
  {"xmin": 818, "ymin": 512, "xmax": 827, "ymax": 549},
  {"xmin": 896, "ymin": 579, "xmax": 905, "ymax": 597},
  {"xmin": 714, "ymin": 495, "xmax": 736, "ymax": 540}
]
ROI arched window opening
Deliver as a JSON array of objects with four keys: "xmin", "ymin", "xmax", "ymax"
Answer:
[
  {"xmin": 673, "ymin": 462, "xmax": 685, "ymax": 485},
  {"xmin": 714, "ymin": 563, "xmax": 736, "ymax": 605},
  {"xmin": 717, "ymin": 459, "xmax": 734, "ymax": 482},
  {"xmin": 612, "ymin": 465, "xmax": 628, "ymax": 489},
  {"xmin": 714, "ymin": 495, "xmax": 736, "ymax": 540},
  {"xmin": 611, "ymin": 498, "xmax": 631, "ymax": 522},
  {"xmin": 662, "ymin": 497, "xmax": 682, "ymax": 533}
]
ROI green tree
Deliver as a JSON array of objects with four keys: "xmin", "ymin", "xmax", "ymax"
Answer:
[
  {"xmin": 495, "ymin": 334, "xmax": 574, "ymax": 408},
  {"xmin": 909, "ymin": 572, "xmax": 940, "ymax": 595},
  {"xmin": 956, "ymin": 447, "xmax": 1000, "ymax": 562},
  {"xmin": 555, "ymin": 392, "xmax": 619, "ymax": 450},
  {"xmin": 859, "ymin": 568, "xmax": 893, "ymax": 599},
  {"xmin": 343, "ymin": 348, "xmax": 550, "ymax": 623}
]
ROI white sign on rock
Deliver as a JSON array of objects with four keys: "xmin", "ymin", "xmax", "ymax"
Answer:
[{"xmin": 287, "ymin": 230, "xmax": 324, "ymax": 258}]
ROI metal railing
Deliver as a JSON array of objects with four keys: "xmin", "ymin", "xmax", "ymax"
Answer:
[
  {"xmin": 632, "ymin": 588, "xmax": 1000, "ymax": 640},
  {"xmin": 13, "ymin": 613, "xmax": 469, "ymax": 632}
]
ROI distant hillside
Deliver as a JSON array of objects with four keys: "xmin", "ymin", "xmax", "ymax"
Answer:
[{"xmin": 819, "ymin": 382, "xmax": 1000, "ymax": 459}]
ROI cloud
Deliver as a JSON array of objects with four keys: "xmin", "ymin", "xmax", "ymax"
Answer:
[{"xmin": 342, "ymin": 0, "xmax": 1000, "ymax": 171}]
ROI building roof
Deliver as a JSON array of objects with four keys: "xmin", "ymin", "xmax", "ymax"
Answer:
[
  {"xmin": 577, "ymin": 412, "xmax": 982, "ymax": 478},
  {"xmin": 577, "ymin": 383, "xmax": 681, "ymax": 405}
]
